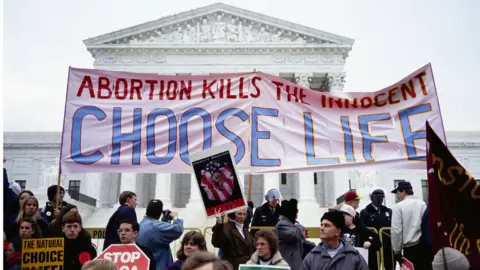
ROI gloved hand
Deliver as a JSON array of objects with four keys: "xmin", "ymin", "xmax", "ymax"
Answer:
[
  {"xmin": 394, "ymin": 253, "xmax": 404, "ymax": 265},
  {"xmin": 248, "ymin": 201, "xmax": 254, "ymax": 209}
]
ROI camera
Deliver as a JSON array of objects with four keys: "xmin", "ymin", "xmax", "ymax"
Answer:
[{"xmin": 161, "ymin": 209, "xmax": 172, "ymax": 222}]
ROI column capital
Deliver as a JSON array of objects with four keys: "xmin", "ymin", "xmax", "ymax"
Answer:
[
  {"xmin": 322, "ymin": 72, "xmax": 346, "ymax": 92},
  {"xmin": 294, "ymin": 73, "xmax": 313, "ymax": 88}
]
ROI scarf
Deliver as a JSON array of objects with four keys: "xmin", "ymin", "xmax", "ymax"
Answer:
[{"xmin": 231, "ymin": 220, "xmax": 245, "ymax": 239}]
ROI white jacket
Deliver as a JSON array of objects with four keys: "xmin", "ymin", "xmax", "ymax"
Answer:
[{"xmin": 391, "ymin": 196, "xmax": 427, "ymax": 252}]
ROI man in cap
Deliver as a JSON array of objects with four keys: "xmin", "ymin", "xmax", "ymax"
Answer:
[
  {"xmin": 301, "ymin": 211, "xmax": 368, "ymax": 270},
  {"xmin": 251, "ymin": 189, "xmax": 282, "ymax": 235},
  {"xmin": 391, "ymin": 181, "xmax": 432, "ymax": 270},
  {"xmin": 360, "ymin": 189, "xmax": 393, "ymax": 270}
]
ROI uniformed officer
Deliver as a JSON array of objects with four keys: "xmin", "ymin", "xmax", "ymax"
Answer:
[{"xmin": 360, "ymin": 189, "xmax": 393, "ymax": 270}]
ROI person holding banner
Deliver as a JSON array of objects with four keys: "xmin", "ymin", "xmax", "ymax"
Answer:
[{"xmin": 212, "ymin": 208, "xmax": 255, "ymax": 269}]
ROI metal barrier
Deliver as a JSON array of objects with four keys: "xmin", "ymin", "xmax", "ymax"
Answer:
[{"xmin": 379, "ymin": 227, "xmax": 394, "ymax": 270}]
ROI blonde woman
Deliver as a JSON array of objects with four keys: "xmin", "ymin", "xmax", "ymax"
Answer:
[{"xmin": 7, "ymin": 196, "xmax": 50, "ymax": 240}]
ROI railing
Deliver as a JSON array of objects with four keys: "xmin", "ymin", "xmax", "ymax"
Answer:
[
  {"xmin": 67, "ymin": 190, "xmax": 97, "ymax": 207},
  {"xmin": 86, "ymin": 226, "xmax": 393, "ymax": 270}
]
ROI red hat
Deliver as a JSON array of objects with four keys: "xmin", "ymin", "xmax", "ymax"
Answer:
[{"xmin": 344, "ymin": 190, "xmax": 361, "ymax": 202}]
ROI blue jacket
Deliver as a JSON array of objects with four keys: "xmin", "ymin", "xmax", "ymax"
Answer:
[
  {"xmin": 136, "ymin": 217, "xmax": 184, "ymax": 270},
  {"xmin": 103, "ymin": 205, "xmax": 137, "ymax": 250}
]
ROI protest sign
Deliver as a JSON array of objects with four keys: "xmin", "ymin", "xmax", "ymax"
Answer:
[
  {"xmin": 190, "ymin": 145, "xmax": 245, "ymax": 218},
  {"xmin": 96, "ymin": 244, "xmax": 150, "ymax": 270},
  {"xmin": 426, "ymin": 122, "xmax": 480, "ymax": 269},
  {"xmin": 60, "ymin": 64, "xmax": 445, "ymax": 173},
  {"xmin": 21, "ymin": 238, "xmax": 64, "ymax": 270},
  {"xmin": 85, "ymin": 227, "xmax": 107, "ymax": 239},
  {"xmin": 239, "ymin": 265, "xmax": 290, "ymax": 270}
]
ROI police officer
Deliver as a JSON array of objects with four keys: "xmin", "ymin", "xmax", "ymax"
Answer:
[
  {"xmin": 360, "ymin": 189, "xmax": 393, "ymax": 270},
  {"xmin": 251, "ymin": 189, "xmax": 282, "ymax": 235}
]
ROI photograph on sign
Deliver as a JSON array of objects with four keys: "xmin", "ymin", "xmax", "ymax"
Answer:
[
  {"xmin": 239, "ymin": 264, "xmax": 291, "ymax": 270},
  {"xmin": 190, "ymin": 144, "xmax": 246, "ymax": 218}
]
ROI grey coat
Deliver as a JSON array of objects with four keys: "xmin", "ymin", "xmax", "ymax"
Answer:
[
  {"xmin": 301, "ymin": 240, "xmax": 368, "ymax": 270},
  {"xmin": 274, "ymin": 216, "xmax": 303, "ymax": 270}
]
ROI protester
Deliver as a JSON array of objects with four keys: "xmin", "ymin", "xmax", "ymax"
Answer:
[
  {"xmin": 41, "ymin": 185, "xmax": 69, "ymax": 226},
  {"xmin": 5, "ymin": 238, "xmax": 22, "ymax": 270},
  {"xmin": 339, "ymin": 204, "xmax": 380, "ymax": 254},
  {"xmin": 359, "ymin": 189, "xmax": 393, "ymax": 270},
  {"xmin": 182, "ymin": 252, "xmax": 233, "ymax": 270},
  {"xmin": 246, "ymin": 230, "xmax": 288, "ymax": 266},
  {"xmin": 62, "ymin": 211, "xmax": 97, "ymax": 269},
  {"xmin": 212, "ymin": 208, "xmax": 255, "ymax": 269},
  {"xmin": 103, "ymin": 191, "xmax": 137, "ymax": 250},
  {"xmin": 431, "ymin": 247, "xmax": 470, "ymax": 270},
  {"xmin": 3, "ymin": 163, "xmax": 19, "ymax": 230},
  {"xmin": 391, "ymin": 181, "xmax": 433, "ymax": 270},
  {"xmin": 244, "ymin": 201, "xmax": 254, "ymax": 229},
  {"xmin": 168, "ymin": 231, "xmax": 208, "ymax": 270},
  {"xmin": 8, "ymin": 196, "xmax": 50, "ymax": 240},
  {"xmin": 17, "ymin": 217, "xmax": 42, "ymax": 239},
  {"xmin": 301, "ymin": 211, "xmax": 368, "ymax": 270},
  {"xmin": 118, "ymin": 219, "xmax": 156, "ymax": 270},
  {"xmin": 136, "ymin": 199, "xmax": 184, "ymax": 270},
  {"xmin": 251, "ymin": 189, "xmax": 282, "ymax": 235},
  {"xmin": 81, "ymin": 259, "xmax": 118, "ymax": 270},
  {"xmin": 274, "ymin": 199, "xmax": 303, "ymax": 270}
]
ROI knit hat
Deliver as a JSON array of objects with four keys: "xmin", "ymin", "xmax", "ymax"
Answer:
[
  {"xmin": 47, "ymin": 185, "xmax": 65, "ymax": 201},
  {"xmin": 321, "ymin": 211, "xmax": 346, "ymax": 231},
  {"xmin": 265, "ymin": 189, "xmax": 282, "ymax": 201},
  {"xmin": 432, "ymin": 247, "xmax": 470, "ymax": 270},
  {"xmin": 279, "ymin": 199, "xmax": 298, "ymax": 222}
]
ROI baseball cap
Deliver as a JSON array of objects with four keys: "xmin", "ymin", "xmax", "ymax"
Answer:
[
  {"xmin": 339, "ymin": 204, "xmax": 356, "ymax": 217},
  {"xmin": 391, "ymin": 181, "xmax": 413, "ymax": 194},
  {"xmin": 344, "ymin": 190, "xmax": 361, "ymax": 202}
]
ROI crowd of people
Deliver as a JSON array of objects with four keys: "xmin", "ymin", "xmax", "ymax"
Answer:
[{"xmin": 3, "ymin": 160, "xmax": 472, "ymax": 269}]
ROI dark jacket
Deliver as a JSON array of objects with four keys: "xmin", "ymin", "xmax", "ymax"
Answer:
[
  {"xmin": 103, "ymin": 204, "xmax": 137, "ymax": 250},
  {"xmin": 137, "ymin": 242, "xmax": 156, "ymax": 270},
  {"xmin": 274, "ymin": 216, "xmax": 303, "ymax": 270},
  {"xmin": 63, "ymin": 233, "xmax": 97, "ymax": 270},
  {"xmin": 166, "ymin": 259, "xmax": 184, "ymax": 270},
  {"xmin": 341, "ymin": 225, "xmax": 381, "ymax": 250},
  {"xmin": 251, "ymin": 202, "xmax": 280, "ymax": 234},
  {"xmin": 301, "ymin": 240, "xmax": 368, "ymax": 270},
  {"xmin": 3, "ymin": 169, "xmax": 19, "ymax": 230},
  {"xmin": 212, "ymin": 221, "xmax": 255, "ymax": 269},
  {"xmin": 40, "ymin": 201, "xmax": 70, "ymax": 225}
]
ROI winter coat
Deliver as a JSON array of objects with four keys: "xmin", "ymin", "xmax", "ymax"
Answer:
[
  {"xmin": 137, "ymin": 242, "xmax": 156, "ymax": 270},
  {"xmin": 301, "ymin": 240, "xmax": 368, "ymax": 270},
  {"xmin": 246, "ymin": 250, "xmax": 289, "ymax": 266},
  {"xmin": 274, "ymin": 216, "xmax": 303, "ymax": 270},
  {"xmin": 63, "ymin": 233, "xmax": 97, "ymax": 270},
  {"xmin": 212, "ymin": 221, "xmax": 255, "ymax": 269},
  {"xmin": 136, "ymin": 217, "xmax": 184, "ymax": 270},
  {"xmin": 251, "ymin": 202, "xmax": 281, "ymax": 234},
  {"xmin": 40, "ymin": 201, "xmax": 70, "ymax": 226},
  {"xmin": 103, "ymin": 204, "xmax": 137, "ymax": 250},
  {"xmin": 166, "ymin": 259, "xmax": 184, "ymax": 270},
  {"xmin": 3, "ymin": 169, "xmax": 19, "ymax": 230}
]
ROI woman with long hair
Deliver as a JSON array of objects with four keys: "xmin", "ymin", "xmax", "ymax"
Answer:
[
  {"xmin": 167, "ymin": 231, "xmax": 208, "ymax": 270},
  {"xmin": 6, "ymin": 190, "xmax": 34, "ymax": 233},
  {"xmin": 18, "ymin": 217, "xmax": 42, "ymax": 239},
  {"xmin": 7, "ymin": 196, "xmax": 49, "ymax": 240},
  {"xmin": 212, "ymin": 208, "xmax": 255, "ymax": 269}
]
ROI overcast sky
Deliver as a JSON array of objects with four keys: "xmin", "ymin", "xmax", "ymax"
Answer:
[{"xmin": 3, "ymin": 0, "xmax": 479, "ymax": 131}]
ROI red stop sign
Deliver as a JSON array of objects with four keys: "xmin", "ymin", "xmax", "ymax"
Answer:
[{"xmin": 96, "ymin": 244, "xmax": 150, "ymax": 270}]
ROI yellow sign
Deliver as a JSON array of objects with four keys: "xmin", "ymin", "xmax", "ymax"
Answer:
[
  {"xmin": 22, "ymin": 237, "xmax": 64, "ymax": 269},
  {"xmin": 85, "ymin": 227, "xmax": 107, "ymax": 239}
]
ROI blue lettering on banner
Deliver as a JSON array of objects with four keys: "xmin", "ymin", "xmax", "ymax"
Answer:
[
  {"xmin": 358, "ymin": 113, "xmax": 391, "ymax": 162},
  {"xmin": 303, "ymin": 113, "xmax": 339, "ymax": 165},
  {"xmin": 111, "ymin": 107, "xmax": 142, "ymax": 165},
  {"xmin": 216, "ymin": 108, "xmax": 248, "ymax": 164},
  {"xmin": 399, "ymin": 103, "xmax": 432, "ymax": 160},
  {"xmin": 146, "ymin": 108, "xmax": 177, "ymax": 164},
  {"xmin": 251, "ymin": 107, "xmax": 280, "ymax": 166},
  {"xmin": 179, "ymin": 108, "xmax": 212, "ymax": 164},
  {"xmin": 341, "ymin": 116, "xmax": 355, "ymax": 162},
  {"xmin": 71, "ymin": 106, "xmax": 106, "ymax": 164}
]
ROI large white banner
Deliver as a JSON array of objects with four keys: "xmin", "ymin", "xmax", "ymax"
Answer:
[{"xmin": 60, "ymin": 64, "xmax": 445, "ymax": 173}]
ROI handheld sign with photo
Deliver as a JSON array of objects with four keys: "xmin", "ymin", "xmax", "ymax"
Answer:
[
  {"xmin": 190, "ymin": 145, "xmax": 246, "ymax": 218},
  {"xmin": 96, "ymin": 244, "xmax": 150, "ymax": 270},
  {"xmin": 22, "ymin": 238, "xmax": 64, "ymax": 270},
  {"xmin": 239, "ymin": 265, "xmax": 290, "ymax": 270}
]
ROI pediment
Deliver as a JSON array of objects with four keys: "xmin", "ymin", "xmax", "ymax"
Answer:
[{"xmin": 83, "ymin": 3, "xmax": 353, "ymax": 47}]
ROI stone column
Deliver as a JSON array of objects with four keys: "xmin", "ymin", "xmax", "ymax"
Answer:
[
  {"xmin": 324, "ymin": 170, "xmax": 350, "ymax": 206},
  {"xmin": 87, "ymin": 173, "xmax": 106, "ymax": 208},
  {"xmin": 119, "ymin": 173, "xmax": 137, "ymax": 193},
  {"xmin": 297, "ymin": 172, "xmax": 321, "ymax": 225},
  {"xmin": 186, "ymin": 174, "xmax": 202, "ymax": 207},
  {"xmin": 263, "ymin": 173, "xmax": 280, "ymax": 196},
  {"xmin": 155, "ymin": 173, "xmax": 172, "ymax": 209},
  {"xmin": 324, "ymin": 72, "xmax": 346, "ymax": 92},
  {"xmin": 294, "ymin": 73, "xmax": 313, "ymax": 88}
]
